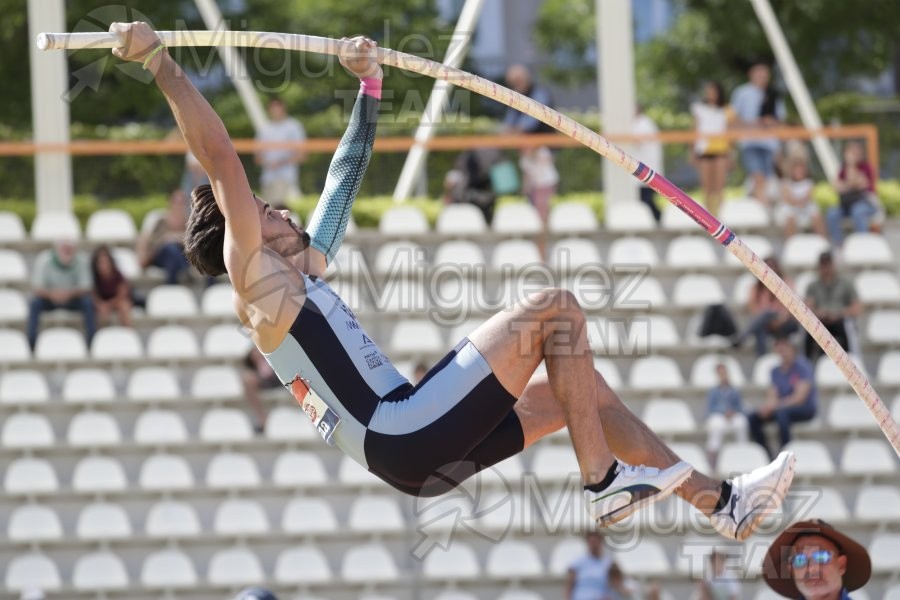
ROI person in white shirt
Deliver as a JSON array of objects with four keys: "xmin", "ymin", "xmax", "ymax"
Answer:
[
  {"xmin": 776, "ymin": 147, "xmax": 826, "ymax": 238},
  {"xmin": 691, "ymin": 81, "xmax": 733, "ymax": 216},
  {"xmin": 632, "ymin": 105, "xmax": 664, "ymax": 222},
  {"xmin": 696, "ymin": 550, "xmax": 741, "ymax": 600},
  {"xmin": 566, "ymin": 531, "xmax": 617, "ymax": 600},
  {"xmin": 256, "ymin": 97, "xmax": 307, "ymax": 204}
]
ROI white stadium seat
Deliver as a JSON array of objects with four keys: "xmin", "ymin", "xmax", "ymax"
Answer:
[
  {"xmin": 67, "ymin": 411, "xmax": 122, "ymax": 447},
  {"xmin": 0, "ymin": 370, "xmax": 50, "ymax": 405},
  {"xmin": 629, "ymin": 356, "xmax": 684, "ymax": 390},
  {"xmin": 434, "ymin": 592, "xmax": 479, "ymax": 600},
  {"xmin": 669, "ymin": 442, "xmax": 711, "ymax": 475},
  {"xmin": 718, "ymin": 443, "xmax": 769, "ymax": 476},
  {"xmin": 782, "ymin": 234, "xmax": 830, "ymax": 269},
  {"xmin": 478, "ymin": 492, "xmax": 534, "ymax": 533},
  {"xmin": 433, "ymin": 239, "xmax": 486, "ymax": 268},
  {"xmin": 145, "ymin": 500, "xmax": 201, "ymax": 538},
  {"xmin": 348, "ymin": 496, "xmax": 405, "ymax": 533},
  {"xmin": 725, "ymin": 235, "xmax": 775, "ymax": 267},
  {"xmin": 272, "ymin": 451, "xmax": 328, "ymax": 488},
  {"xmin": 613, "ymin": 274, "xmax": 667, "ymax": 310},
  {"xmin": 752, "ymin": 353, "xmax": 781, "ymax": 387},
  {"xmin": 785, "ymin": 441, "xmax": 836, "ymax": 477},
  {"xmin": 203, "ymin": 324, "xmax": 252, "ymax": 358},
  {"xmin": 673, "ymin": 274, "xmax": 725, "ymax": 307},
  {"xmin": 0, "ymin": 288, "xmax": 27, "ymax": 321},
  {"xmin": 497, "ymin": 591, "xmax": 543, "ymax": 600},
  {"xmin": 617, "ymin": 538, "xmax": 670, "ymax": 576},
  {"xmin": 720, "ymin": 198, "xmax": 770, "ymax": 229},
  {"xmin": 31, "ymin": 211, "xmax": 80, "ymax": 241},
  {"xmin": 190, "ymin": 365, "xmax": 243, "ymax": 399},
  {"xmin": 855, "ymin": 486, "xmax": 900, "ymax": 523},
  {"xmin": 379, "ymin": 205, "xmax": 429, "ymax": 235},
  {"xmin": 492, "ymin": 239, "xmax": 542, "ymax": 271},
  {"xmin": 111, "ymin": 247, "xmax": 141, "ymax": 279},
  {"xmin": 214, "ymin": 498, "xmax": 270, "ymax": 535},
  {"xmin": 199, "ymin": 407, "xmax": 254, "ymax": 443},
  {"xmin": 551, "ymin": 238, "xmax": 602, "ymax": 272},
  {"xmin": 341, "ymin": 544, "xmax": 399, "ymax": 583},
  {"xmin": 206, "ymin": 452, "xmax": 261, "ymax": 489},
  {"xmin": 815, "ymin": 355, "xmax": 867, "ymax": 388},
  {"xmin": 2, "ymin": 413, "xmax": 54, "ymax": 449},
  {"xmin": 843, "ymin": 232, "xmax": 894, "ymax": 267},
  {"xmin": 593, "ymin": 358, "xmax": 622, "ymax": 388},
  {"xmin": 549, "ymin": 538, "xmax": 587, "ymax": 576},
  {"xmin": 374, "ymin": 240, "xmax": 427, "ymax": 276},
  {"xmin": 867, "ymin": 310, "xmax": 900, "ymax": 345},
  {"xmin": 0, "ymin": 211, "xmax": 26, "ymax": 242},
  {"xmin": 62, "ymin": 368, "xmax": 115, "ymax": 403},
  {"xmin": 690, "ymin": 353, "xmax": 746, "ymax": 388},
  {"xmin": 86, "ymin": 209, "xmax": 137, "ymax": 242},
  {"xmin": 0, "ymin": 249, "xmax": 27, "ymax": 284},
  {"xmin": 147, "ymin": 325, "xmax": 199, "ymax": 360},
  {"xmin": 141, "ymin": 549, "xmax": 198, "ymax": 588},
  {"xmin": 549, "ymin": 202, "xmax": 598, "ymax": 233},
  {"xmin": 608, "ymin": 236, "xmax": 660, "ymax": 267},
  {"xmin": 389, "ymin": 320, "xmax": 444, "ymax": 354},
  {"xmin": 856, "ymin": 271, "xmax": 900, "ymax": 304},
  {"xmin": 423, "ymin": 542, "xmax": 480, "ymax": 580},
  {"xmin": 339, "ymin": 455, "xmax": 390, "ymax": 488},
  {"xmin": 201, "ymin": 283, "xmax": 234, "ymax": 316},
  {"xmin": 841, "ymin": 440, "xmax": 897, "ymax": 476},
  {"xmin": 265, "ymin": 406, "xmax": 317, "ymax": 442},
  {"xmin": 72, "ymin": 551, "xmax": 129, "ymax": 590},
  {"xmin": 827, "ymin": 394, "xmax": 878, "ymax": 431},
  {"xmin": 139, "ymin": 454, "xmax": 195, "ymax": 491},
  {"xmin": 34, "ymin": 327, "xmax": 87, "ymax": 362},
  {"xmin": 134, "ymin": 409, "xmax": 189, "ymax": 445},
  {"xmin": 492, "ymin": 203, "xmax": 543, "ymax": 235},
  {"xmin": 606, "ymin": 203, "xmax": 656, "ymax": 232},
  {"xmin": 207, "ymin": 547, "xmax": 264, "ymax": 586},
  {"xmin": 870, "ymin": 534, "xmax": 900, "ymax": 572},
  {"xmin": 275, "ymin": 545, "xmax": 333, "ymax": 585},
  {"xmin": 5, "ymin": 553, "xmax": 62, "ymax": 592},
  {"xmin": 76, "ymin": 502, "xmax": 132, "ymax": 540},
  {"xmin": 127, "ymin": 367, "xmax": 180, "ymax": 401},
  {"xmin": 4, "ymin": 457, "xmax": 59, "ymax": 494},
  {"xmin": 532, "ymin": 445, "xmax": 580, "ymax": 484},
  {"xmin": 8, "ymin": 505, "xmax": 63, "ymax": 541},
  {"xmin": 436, "ymin": 203, "xmax": 487, "ymax": 235},
  {"xmin": 642, "ymin": 399, "xmax": 696, "ymax": 434},
  {"xmin": 806, "ymin": 487, "xmax": 850, "ymax": 523},
  {"xmin": 91, "ymin": 326, "xmax": 143, "ymax": 361},
  {"xmin": 486, "ymin": 540, "xmax": 544, "ymax": 579},
  {"xmin": 0, "ymin": 328, "xmax": 30, "ymax": 363},
  {"xmin": 72, "ymin": 456, "xmax": 127, "ymax": 493},
  {"xmin": 281, "ymin": 497, "xmax": 339, "ymax": 534},
  {"xmin": 665, "ymin": 236, "xmax": 718, "ymax": 268},
  {"xmin": 886, "ymin": 585, "xmax": 900, "ymax": 600},
  {"xmin": 660, "ymin": 204, "xmax": 697, "ymax": 232},
  {"xmin": 147, "ymin": 285, "xmax": 199, "ymax": 318}
]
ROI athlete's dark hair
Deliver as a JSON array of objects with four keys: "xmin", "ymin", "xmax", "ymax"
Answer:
[{"xmin": 185, "ymin": 184, "xmax": 227, "ymax": 276}]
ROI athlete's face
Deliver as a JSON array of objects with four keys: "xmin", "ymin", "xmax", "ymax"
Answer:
[{"xmin": 256, "ymin": 197, "xmax": 310, "ymax": 257}]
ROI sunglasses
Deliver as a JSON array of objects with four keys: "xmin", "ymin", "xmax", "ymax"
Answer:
[{"xmin": 791, "ymin": 550, "xmax": 835, "ymax": 569}]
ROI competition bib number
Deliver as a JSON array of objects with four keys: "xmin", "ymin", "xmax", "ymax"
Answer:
[{"xmin": 289, "ymin": 376, "xmax": 341, "ymax": 446}]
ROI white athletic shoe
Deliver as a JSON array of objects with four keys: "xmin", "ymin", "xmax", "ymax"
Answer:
[
  {"xmin": 709, "ymin": 451, "xmax": 796, "ymax": 541},
  {"xmin": 585, "ymin": 461, "xmax": 693, "ymax": 527}
]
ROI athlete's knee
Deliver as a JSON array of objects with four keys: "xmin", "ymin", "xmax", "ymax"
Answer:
[{"xmin": 527, "ymin": 287, "xmax": 582, "ymax": 319}]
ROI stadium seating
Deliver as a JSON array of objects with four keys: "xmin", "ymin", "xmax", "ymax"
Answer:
[
  {"xmin": 486, "ymin": 540, "xmax": 545, "ymax": 579},
  {"xmin": 379, "ymin": 205, "xmax": 430, "ymax": 235},
  {"xmin": 85, "ymin": 208, "xmax": 137, "ymax": 242},
  {"xmin": 0, "ymin": 211, "xmax": 27, "ymax": 242},
  {"xmin": 141, "ymin": 549, "xmax": 199, "ymax": 587},
  {"xmin": 436, "ymin": 203, "xmax": 488, "ymax": 235},
  {"xmin": 423, "ymin": 542, "xmax": 481, "ymax": 580},
  {"xmin": 0, "ymin": 369, "xmax": 50, "ymax": 404},
  {"xmin": 549, "ymin": 202, "xmax": 598, "ymax": 233},
  {"xmin": 76, "ymin": 502, "xmax": 132, "ymax": 540},
  {"xmin": 7, "ymin": 505, "xmax": 63, "ymax": 541},
  {"xmin": 30, "ymin": 211, "xmax": 80, "ymax": 241},
  {"xmin": 0, "ymin": 288, "xmax": 27, "ymax": 322},
  {"xmin": 275, "ymin": 545, "xmax": 333, "ymax": 584},
  {"xmin": 492, "ymin": 203, "xmax": 543, "ymax": 235}
]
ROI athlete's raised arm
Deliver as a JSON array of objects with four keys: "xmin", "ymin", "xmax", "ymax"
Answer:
[{"xmin": 109, "ymin": 22, "xmax": 260, "ymax": 276}]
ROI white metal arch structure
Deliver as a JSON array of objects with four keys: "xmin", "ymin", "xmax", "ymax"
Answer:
[{"xmin": 37, "ymin": 29, "xmax": 899, "ymax": 455}]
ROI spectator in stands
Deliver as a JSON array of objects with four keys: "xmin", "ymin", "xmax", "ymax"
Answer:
[
  {"xmin": 696, "ymin": 550, "xmax": 741, "ymax": 600},
  {"xmin": 732, "ymin": 256, "xmax": 798, "ymax": 356},
  {"xmin": 763, "ymin": 519, "xmax": 871, "ymax": 599},
  {"xmin": 256, "ymin": 96, "xmax": 307, "ymax": 205},
  {"xmin": 503, "ymin": 64, "xmax": 558, "ymax": 220},
  {"xmin": 804, "ymin": 251, "xmax": 861, "ymax": 361},
  {"xmin": 91, "ymin": 245, "xmax": 133, "ymax": 328},
  {"xmin": 242, "ymin": 347, "xmax": 279, "ymax": 433},
  {"xmin": 233, "ymin": 588, "xmax": 279, "ymax": 600},
  {"xmin": 137, "ymin": 189, "xmax": 190, "ymax": 284},
  {"xmin": 748, "ymin": 336, "xmax": 817, "ymax": 460},
  {"xmin": 27, "ymin": 239, "xmax": 96, "ymax": 349},
  {"xmin": 606, "ymin": 563, "xmax": 640, "ymax": 599},
  {"xmin": 731, "ymin": 62, "xmax": 785, "ymax": 203},
  {"xmin": 633, "ymin": 104, "xmax": 663, "ymax": 222},
  {"xmin": 691, "ymin": 81, "xmax": 733, "ymax": 216},
  {"xmin": 704, "ymin": 363, "xmax": 748, "ymax": 467},
  {"xmin": 826, "ymin": 141, "xmax": 881, "ymax": 246},
  {"xmin": 777, "ymin": 146, "xmax": 826, "ymax": 238},
  {"xmin": 413, "ymin": 362, "xmax": 428, "ymax": 384},
  {"xmin": 442, "ymin": 147, "xmax": 505, "ymax": 224},
  {"xmin": 566, "ymin": 530, "xmax": 619, "ymax": 600}
]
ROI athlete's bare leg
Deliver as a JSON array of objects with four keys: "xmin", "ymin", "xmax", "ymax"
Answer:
[{"xmin": 512, "ymin": 371, "xmax": 721, "ymax": 515}]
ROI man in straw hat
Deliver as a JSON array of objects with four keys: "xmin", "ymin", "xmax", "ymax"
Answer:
[{"xmin": 763, "ymin": 519, "xmax": 871, "ymax": 599}]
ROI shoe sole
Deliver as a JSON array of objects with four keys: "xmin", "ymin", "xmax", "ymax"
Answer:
[
  {"xmin": 734, "ymin": 451, "xmax": 797, "ymax": 542},
  {"xmin": 594, "ymin": 463, "xmax": 694, "ymax": 528}
]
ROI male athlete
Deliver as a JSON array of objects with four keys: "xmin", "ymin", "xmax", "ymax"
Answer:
[{"xmin": 110, "ymin": 22, "xmax": 794, "ymax": 536}]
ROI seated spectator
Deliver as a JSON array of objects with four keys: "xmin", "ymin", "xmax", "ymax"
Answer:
[
  {"xmin": 242, "ymin": 347, "xmax": 279, "ymax": 433},
  {"xmin": 233, "ymin": 588, "xmax": 279, "ymax": 600},
  {"xmin": 705, "ymin": 363, "xmax": 748, "ymax": 467},
  {"xmin": 138, "ymin": 189, "xmax": 190, "ymax": 284},
  {"xmin": 804, "ymin": 251, "xmax": 861, "ymax": 361},
  {"xmin": 607, "ymin": 563, "xmax": 641, "ymax": 599},
  {"xmin": 826, "ymin": 141, "xmax": 880, "ymax": 246},
  {"xmin": 566, "ymin": 530, "xmax": 619, "ymax": 600},
  {"xmin": 776, "ymin": 151, "xmax": 826, "ymax": 238},
  {"xmin": 442, "ymin": 148, "xmax": 504, "ymax": 224},
  {"xmin": 696, "ymin": 550, "xmax": 741, "ymax": 600},
  {"xmin": 28, "ymin": 239, "xmax": 96, "ymax": 349},
  {"xmin": 91, "ymin": 245, "xmax": 132, "ymax": 328},
  {"xmin": 748, "ymin": 337, "xmax": 817, "ymax": 460},
  {"xmin": 732, "ymin": 256, "xmax": 798, "ymax": 356}
]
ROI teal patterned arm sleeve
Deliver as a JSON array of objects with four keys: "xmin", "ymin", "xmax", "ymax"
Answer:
[{"xmin": 307, "ymin": 92, "xmax": 379, "ymax": 264}]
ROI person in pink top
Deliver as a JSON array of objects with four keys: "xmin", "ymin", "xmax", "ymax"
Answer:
[{"xmin": 826, "ymin": 141, "xmax": 880, "ymax": 245}]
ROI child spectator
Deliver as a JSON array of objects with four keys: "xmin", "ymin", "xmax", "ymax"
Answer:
[
  {"xmin": 704, "ymin": 363, "xmax": 748, "ymax": 468},
  {"xmin": 776, "ymin": 150, "xmax": 826, "ymax": 238}
]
